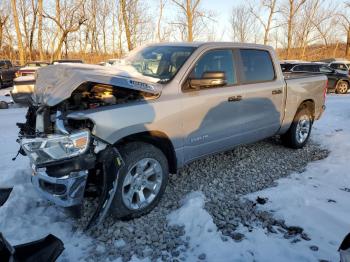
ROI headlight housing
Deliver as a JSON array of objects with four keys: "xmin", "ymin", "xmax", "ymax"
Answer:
[{"xmin": 21, "ymin": 130, "xmax": 90, "ymax": 165}]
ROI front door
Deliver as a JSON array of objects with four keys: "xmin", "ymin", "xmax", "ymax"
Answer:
[{"xmin": 180, "ymin": 49, "xmax": 246, "ymax": 162}]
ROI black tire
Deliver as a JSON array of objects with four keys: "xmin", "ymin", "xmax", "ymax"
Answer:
[
  {"xmin": 335, "ymin": 80, "xmax": 349, "ymax": 94},
  {"xmin": 281, "ymin": 105, "xmax": 312, "ymax": 149},
  {"xmin": 111, "ymin": 142, "xmax": 169, "ymax": 219}
]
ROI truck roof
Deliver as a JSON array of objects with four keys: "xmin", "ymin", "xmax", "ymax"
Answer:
[{"xmin": 147, "ymin": 42, "xmax": 273, "ymax": 50}]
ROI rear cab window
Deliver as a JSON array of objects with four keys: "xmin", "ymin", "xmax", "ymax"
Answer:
[{"xmin": 239, "ymin": 49, "xmax": 275, "ymax": 83}]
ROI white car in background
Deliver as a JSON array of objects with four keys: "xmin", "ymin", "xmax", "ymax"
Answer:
[{"xmin": 11, "ymin": 60, "xmax": 83, "ymax": 104}]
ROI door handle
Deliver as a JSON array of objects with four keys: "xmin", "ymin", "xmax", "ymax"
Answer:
[
  {"xmin": 228, "ymin": 95, "xmax": 242, "ymax": 102},
  {"xmin": 272, "ymin": 89, "xmax": 282, "ymax": 95}
]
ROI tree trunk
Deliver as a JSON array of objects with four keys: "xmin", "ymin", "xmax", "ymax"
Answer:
[
  {"xmin": 38, "ymin": 0, "xmax": 44, "ymax": 60},
  {"xmin": 0, "ymin": 22, "xmax": 3, "ymax": 49},
  {"xmin": 186, "ymin": 0, "xmax": 193, "ymax": 42},
  {"xmin": 286, "ymin": 1, "xmax": 294, "ymax": 59},
  {"xmin": 157, "ymin": 0, "xmax": 164, "ymax": 42},
  {"xmin": 120, "ymin": 0, "xmax": 133, "ymax": 51},
  {"xmin": 264, "ymin": 0, "xmax": 276, "ymax": 45},
  {"xmin": 10, "ymin": 0, "xmax": 25, "ymax": 65},
  {"xmin": 53, "ymin": 32, "xmax": 68, "ymax": 60},
  {"xmin": 346, "ymin": 27, "xmax": 350, "ymax": 57}
]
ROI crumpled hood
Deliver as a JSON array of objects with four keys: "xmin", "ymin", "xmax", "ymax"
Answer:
[{"xmin": 34, "ymin": 63, "xmax": 162, "ymax": 106}]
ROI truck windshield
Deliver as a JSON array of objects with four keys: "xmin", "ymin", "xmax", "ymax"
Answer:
[{"xmin": 124, "ymin": 46, "xmax": 196, "ymax": 83}]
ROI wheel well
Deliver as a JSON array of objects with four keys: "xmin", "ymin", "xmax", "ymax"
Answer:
[
  {"xmin": 299, "ymin": 99, "xmax": 315, "ymax": 120},
  {"xmin": 115, "ymin": 131, "xmax": 177, "ymax": 174}
]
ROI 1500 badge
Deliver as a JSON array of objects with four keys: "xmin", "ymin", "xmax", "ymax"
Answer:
[{"xmin": 128, "ymin": 79, "xmax": 155, "ymax": 91}]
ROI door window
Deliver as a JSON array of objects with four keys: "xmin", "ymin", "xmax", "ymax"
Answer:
[
  {"xmin": 239, "ymin": 49, "xmax": 275, "ymax": 83},
  {"xmin": 319, "ymin": 66, "xmax": 333, "ymax": 73},
  {"xmin": 190, "ymin": 49, "xmax": 236, "ymax": 86}
]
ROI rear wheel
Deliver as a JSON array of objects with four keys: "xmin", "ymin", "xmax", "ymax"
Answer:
[
  {"xmin": 111, "ymin": 142, "xmax": 169, "ymax": 219},
  {"xmin": 336, "ymin": 80, "xmax": 349, "ymax": 94},
  {"xmin": 281, "ymin": 106, "xmax": 312, "ymax": 149}
]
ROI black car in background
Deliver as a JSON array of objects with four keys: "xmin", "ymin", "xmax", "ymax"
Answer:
[
  {"xmin": 0, "ymin": 60, "xmax": 18, "ymax": 88},
  {"xmin": 282, "ymin": 62, "xmax": 350, "ymax": 94}
]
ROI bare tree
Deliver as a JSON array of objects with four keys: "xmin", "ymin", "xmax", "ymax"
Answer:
[
  {"xmin": 0, "ymin": 1, "xmax": 10, "ymax": 50},
  {"xmin": 10, "ymin": 0, "xmax": 25, "ymax": 64},
  {"xmin": 340, "ymin": 2, "xmax": 350, "ymax": 57},
  {"xmin": 231, "ymin": 5, "xmax": 255, "ymax": 43},
  {"xmin": 171, "ymin": 0, "xmax": 213, "ymax": 42},
  {"xmin": 157, "ymin": 0, "xmax": 166, "ymax": 42},
  {"xmin": 120, "ymin": 0, "xmax": 133, "ymax": 51},
  {"xmin": 37, "ymin": 0, "xmax": 44, "ymax": 60},
  {"xmin": 249, "ymin": 0, "xmax": 279, "ymax": 45},
  {"xmin": 44, "ymin": 0, "xmax": 87, "ymax": 60},
  {"xmin": 281, "ymin": 0, "xmax": 307, "ymax": 58}
]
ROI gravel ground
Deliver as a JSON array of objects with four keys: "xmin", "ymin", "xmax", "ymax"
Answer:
[{"xmin": 77, "ymin": 136, "xmax": 329, "ymax": 262}]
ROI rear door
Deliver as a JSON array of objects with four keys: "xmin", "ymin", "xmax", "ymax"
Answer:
[{"xmin": 235, "ymin": 49, "xmax": 284, "ymax": 139}]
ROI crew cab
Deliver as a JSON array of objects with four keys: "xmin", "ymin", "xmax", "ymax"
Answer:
[
  {"xmin": 0, "ymin": 60, "xmax": 18, "ymax": 88},
  {"xmin": 17, "ymin": 43, "xmax": 327, "ymax": 225}
]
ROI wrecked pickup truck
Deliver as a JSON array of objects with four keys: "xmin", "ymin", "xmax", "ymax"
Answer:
[{"xmin": 16, "ymin": 43, "xmax": 327, "ymax": 226}]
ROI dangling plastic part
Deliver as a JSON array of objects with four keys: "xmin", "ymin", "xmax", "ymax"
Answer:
[
  {"xmin": 0, "ymin": 233, "xmax": 64, "ymax": 262},
  {"xmin": 0, "ymin": 188, "xmax": 13, "ymax": 207},
  {"xmin": 85, "ymin": 146, "xmax": 124, "ymax": 230},
  {"xmin": 339, "ymin": 233, "xmax": 350, "ymax": 262}
]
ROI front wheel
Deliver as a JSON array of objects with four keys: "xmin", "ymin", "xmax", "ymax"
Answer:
[
  {"xmin": 336, "ymin": 80, "xmax": 349, "ymax": 94},
  {"xmin": 111, "ymin": 142, "xmax": 169, "ymax": 219},
  {"xmin": 281, "ymin": 106, "xmax": 312, "ymax": 149}
]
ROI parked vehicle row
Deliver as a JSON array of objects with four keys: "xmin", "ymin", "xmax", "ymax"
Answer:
[
  {"xmin": 16, "ymin": 43, "xmax": 327, "ymax": 226},
  {"xmin": 10, "ymin": 59, "xmax": 84, "ymax": 104},
  {"xmin": 281, "ymin": 61, "xmax": 350, "ymax": 94}
]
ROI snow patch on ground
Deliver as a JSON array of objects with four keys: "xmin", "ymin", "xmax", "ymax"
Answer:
[{"xmin": 168, "ymin": 95, "xmax": 350, "ymax": 262}]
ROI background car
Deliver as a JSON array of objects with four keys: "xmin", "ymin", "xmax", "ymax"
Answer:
[
  {"xmin": 15, "ymin": 61, "xmax": 49, "ymax": 77},
  {"xmin": 283, "ymin": 63, "xmax": 350, "ymax": 94},
  {"xmin": 0, "ymin": 60, "xmax": 18, "ymax": 88},
  {"xmin": 329, "ymin": 61, "xmax": 350, "ymax": 73},
  {"xmin": 52, "ymin": 59, "xmax": 83, "ymax": 64}
]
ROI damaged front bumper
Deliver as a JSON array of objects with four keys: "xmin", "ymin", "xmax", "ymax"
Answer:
[
  {"xmin": 16, "ymin": 107, "xmax": 124, "ymax": 228},
  {"xmin": 31, "ymin": 168, "xmax": 88, "ymax": 207}
]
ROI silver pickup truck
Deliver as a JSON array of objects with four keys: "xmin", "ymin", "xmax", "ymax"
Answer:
[{"xmin": 17, "ymin": 42, "xmax": 327, "ymax": 225}]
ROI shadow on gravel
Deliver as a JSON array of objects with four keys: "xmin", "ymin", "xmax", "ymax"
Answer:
[{"xmin": 80, "ymin": 137, "xmax": 329, "ymax": 262}]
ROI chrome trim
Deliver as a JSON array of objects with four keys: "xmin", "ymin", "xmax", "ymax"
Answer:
[{"xmin": 31, "ymin": 169, "xmax": 88, "ymax": 207}]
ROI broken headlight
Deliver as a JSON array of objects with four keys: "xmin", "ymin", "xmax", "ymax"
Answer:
[{"xmin": 21, "ymin": 130, "xmax": 90, "ymax": 165}]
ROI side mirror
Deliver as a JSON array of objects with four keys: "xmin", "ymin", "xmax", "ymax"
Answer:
[{"xmin": 189, "ymin": 71, "xmax": 227, "ymax": 90}]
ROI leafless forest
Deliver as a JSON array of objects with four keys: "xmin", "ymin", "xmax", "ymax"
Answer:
[{"xmin": 0, "ymin": 0, "xmax": 350, "ymax": 65}]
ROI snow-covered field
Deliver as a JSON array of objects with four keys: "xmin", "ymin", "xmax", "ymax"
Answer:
[{"xmin": 0, "ymin": 89, "xmax": 349, "ymax": 261}]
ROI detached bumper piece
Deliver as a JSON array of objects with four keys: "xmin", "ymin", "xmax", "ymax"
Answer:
[
  {"xmin": 86, "ymin": 146, "xmax": 124, "ymax": 230},
  {"xmin": 0, "ymin": 188, "xmax": 13, "ymax": 207},
  {"xmin": 32, "ymin": 170, "xmax": 88, "ymax": 207},
  {"xmin": 0, "ymin": 233, "xmax": 64, "ymax": 262}
]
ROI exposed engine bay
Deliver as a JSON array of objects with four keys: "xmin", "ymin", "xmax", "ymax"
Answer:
[
  {"xmin": 17, "ymin": 82, "xmax": 158, "ymax": 137},
  {"xmin": 67, "ymin": 82, "xmax": 157, "ymax": 111}
]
